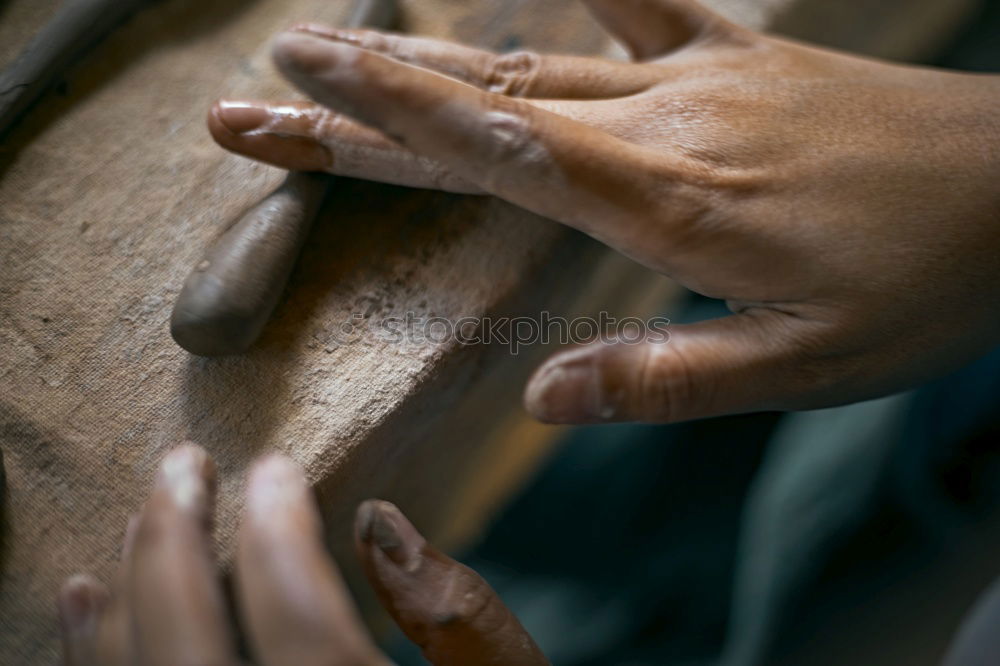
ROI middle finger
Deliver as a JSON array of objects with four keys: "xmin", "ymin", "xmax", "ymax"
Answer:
[
  {"xmin": 289, "ymin": 25, "xmax": 661, "ymax": 99},
  {"xmin": 235, "ymin": 455, "xmax": 389, "ymax": 666}
]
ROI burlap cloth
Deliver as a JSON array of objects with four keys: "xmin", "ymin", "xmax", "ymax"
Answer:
[{"xmin": 0, "ymin": 0, "xmax": 976, "ymax": 661}]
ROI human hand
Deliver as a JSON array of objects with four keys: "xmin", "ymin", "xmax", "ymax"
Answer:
[
  {"xmin": 208, "ymin": 0, "xmax": 1000, "ymax": 424},
  {"xmin": 58, "ymin": 444, "xmax": 547, "ymax": 665}
]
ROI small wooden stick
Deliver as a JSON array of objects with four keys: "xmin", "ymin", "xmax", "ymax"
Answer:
[
  {"xmin": 171, "ymin": 0, "xmax": 399, "ymax": 357},
  {"xmin": 0, "ymin": 0, "xmax": 158, "ymax": 137}
]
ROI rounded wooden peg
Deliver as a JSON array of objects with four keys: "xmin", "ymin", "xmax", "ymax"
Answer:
[{"xmin": 170, "ymin": 172, "xmax": 328, "ymax": 357}]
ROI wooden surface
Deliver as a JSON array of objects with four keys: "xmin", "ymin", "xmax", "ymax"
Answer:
[{"xmin": 0, "ymin": 0, "xmax": 977, "ymax": 661}]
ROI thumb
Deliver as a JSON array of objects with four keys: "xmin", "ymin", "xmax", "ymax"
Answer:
[
  {"xmin": 524, "ymin": 313, "xmax": 799, "ymax": 424},
  {"xmin": 582, "ymin": 0, "xmax": 733, "ymax": 60}
]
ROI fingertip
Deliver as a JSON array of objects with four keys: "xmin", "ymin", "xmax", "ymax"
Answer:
[
  {"xmin": 237, "ymin": 487, "xmax": 386, "ymax": 666},
  {"xmin": 155, "ymin": 444, "xmax": 216, "ymax": 515},
  {"xmin": 523, "ymin": 359, "xmax": 562, "ymax": 422},
  {"xmin": 355, "ymin": 499, "xmax": 423, "ymax": 569},
  {"xmin": 524, "ymin": 351, "xmax": 608, "ymax": 424},
  {"xmin": 355, "ymin": 503, "xmax": 549, "ymax": 665},
  {"xmin": 354, "ymin": 499, "xmax": 381, "ymax": 545},
  {"xmin": 207, "ymin": 100, "xmax": 334, "ymax": 171},
  {"xmin": 207, "ymin": 99, "xmax": 229, "ymax": 139},
  {"xmin": 271, "ymin": 31, "xmax": 310, "ymax": 75},
  {"xmin": 246, "ymin": 454, "xmax": 313, "ymax": 523},
  {"xmin": 206, "ymin": 100, "xmax": 244, "ymax": 150},
  {"xmin": 271, "ymin": 33, "xmax": 383, "ymax": 122},
  {"xmin": 162, "ymin": 442, "xmax": 213, "ymax": 477},
  {"xmin": 58, "ymin": 574, "xmax": 107, "ymax": 636},
  {"xmin": 272, "ymin": 31, "xmax": 357, "ymax": 79},
  {"xmin": 249, "ymin": 453, "xmax": 304, "ymax": 485},
  {"xmin": 209, "ymin": 100, "xmax": 269, "ymax": 136}
]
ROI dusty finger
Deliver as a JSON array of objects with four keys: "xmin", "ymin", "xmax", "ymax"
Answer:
[
  {"xmin": 355, "ymin": 500, "xmax": 548, "ymax": 666},
  {"xmin": 236, "ymin": 455, "xmax": 388, "ymax": 666},
  {"xmin": 128, "ymin": 445, "xmax": 237, "ymax": 666},
  {"xmin": 208, "ymin": 100, "xmax": 481, "ymax": 192},
  {"xmin": 270, "ymin": 32, "xmax": 688, "ymax": 246},
  {"xmin": 209, "ymin": 97, "xmax": 630, "ymax": 187},
  {"xmin": 290, "ymin": 25, "xmax": 660, "ymax": 99}
]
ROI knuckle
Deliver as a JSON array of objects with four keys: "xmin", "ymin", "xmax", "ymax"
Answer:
[
  {"xmin": 744, "ymin": 313, "xmax": 865, "ymax": 411},
  {"xmin": 314, "ymin": 107, "xmax": 346, "ymax": 139},
  {"xmin": 428, "ymin": 566, "xmax": 504, "ymax": 633},
  {"xmin": 477, "ymin": 97, "xmax": 545, "ymax": 188},
  {"xmin": 483, "ymin": 50, "xmax": 542, "ymax": 96},
  {"xmin": 639, "ymin": 342, "xmax": 703, "ymax": 422},
  {"xmin": 650, "ymin": 181, "xmax": 720, "ymax": 256},
  {"xmin": 651, "ymin": 163, "xmax": 768, "ymax": 261}
]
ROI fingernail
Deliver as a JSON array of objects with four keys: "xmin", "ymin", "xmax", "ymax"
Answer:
[
  {"xmin": 58, "ymin": 576, "xmax": 99, "ymax": 635},
  {"xmin": 247, "ymin": 455, "xmax": 306, "ymax": 518},
  {"xmin": 214, "ymin": 100, "xmax": 272, "ymax": 135},
  {"xmin": 357, "ymin": 500, "xmax": 421, "ymax": 569},
  {"xmin": 524, "ymin": 353, "xmax": 618, "ymax": 423},
  {"xmin": 157, "ymin": 445, "xmax": 214, "ymax": 514}
]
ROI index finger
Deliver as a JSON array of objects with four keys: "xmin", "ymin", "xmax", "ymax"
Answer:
[{"xmin": 270, "ymin": 32, "xmax": 698, "ymax": 255}]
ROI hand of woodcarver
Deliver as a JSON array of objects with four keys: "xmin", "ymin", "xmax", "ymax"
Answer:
[
  {"xmin": 209, "ymin": 0, "xmax": 1000, "ymax": 424},
  {"xmin": 57, "ymin": 445, "xmax": 547, "ymax": 666}
]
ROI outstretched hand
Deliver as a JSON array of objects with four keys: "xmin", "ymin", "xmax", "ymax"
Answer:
[
  {"xmin": 58, "ymin": 445, "xmax": 546, "ymax": 666},
  {"xmin": 209, "ymin": 0, "xmax": 1000, "ymax": 424}
]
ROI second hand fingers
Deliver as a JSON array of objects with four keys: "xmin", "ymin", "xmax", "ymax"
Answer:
[
  {"xmin": 235, "ymin": 455, "xmax": 388, "ymax": 666},
  {"xmin": 128, "ymin": 445, "xmax": 237, "ymax": 666},
  {"xmin": 355, "ymin": 501, "xmax": 548, "ymax": 666}
]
